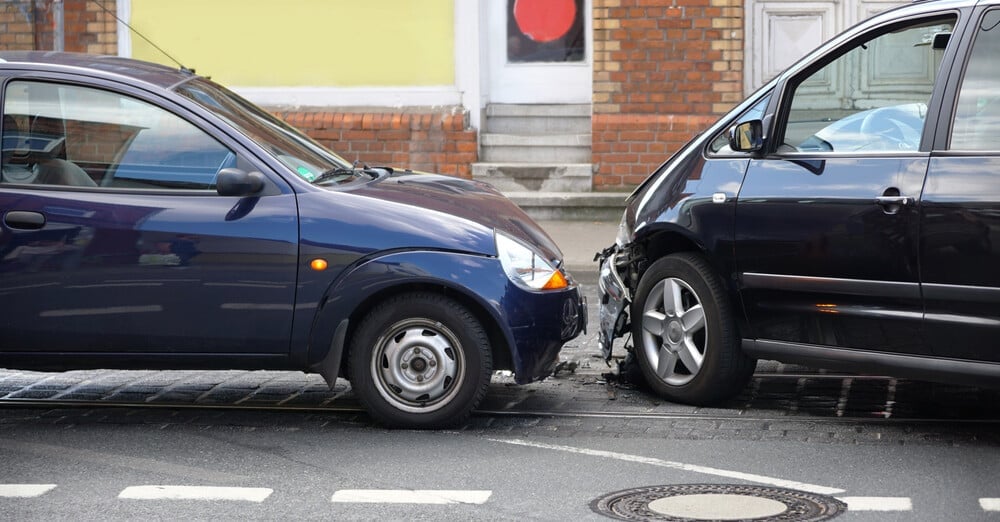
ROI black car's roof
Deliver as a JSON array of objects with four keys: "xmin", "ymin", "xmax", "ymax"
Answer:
[{"xmin": 0, "ymin": 51, "xmax": 196, "ymax": 89}]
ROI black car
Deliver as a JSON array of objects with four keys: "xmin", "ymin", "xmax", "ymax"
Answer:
[
  {"xmin": 0, "ymin": 52, "xmax": 586, "ymax": 428},
  {"xmin": 598, "ymin": 0, "xmax": 1000, "ymax": 404}
]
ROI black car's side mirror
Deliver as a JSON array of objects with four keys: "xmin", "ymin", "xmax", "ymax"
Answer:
[
  {"xmin": 216, "ymin": 168, "xmax": 265, "ymax": 196},
  {"xmin": 728, "ymin": 120, "xmax": 764, "ymax": 153}
]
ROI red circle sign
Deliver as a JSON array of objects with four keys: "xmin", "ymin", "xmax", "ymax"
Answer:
[{"xmin": 513, "ymin": 0, "xmax": 577, "ymax": 43}]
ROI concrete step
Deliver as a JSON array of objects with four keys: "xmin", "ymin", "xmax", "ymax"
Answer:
[
  {"xmin": 485, "ymin": 103, "xmax": 591, "ymax": 135},
  {"xmin": 505, "ymin": 191, "xmax": 629, "ymax": 221},
  {"xmin": 480, "ymin": 133, "xmax": 591, "ymax": 163},
  {"xmin": 472, "ymin": 163, "xmax": 593, "ymax": 192}
]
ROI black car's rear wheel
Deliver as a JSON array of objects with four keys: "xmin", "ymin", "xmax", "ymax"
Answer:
[
  {"xmin": 631, "ymin": 253, "xmax": 755, "ymax": 404},
  {"xmin": 348, "ymin": 293, "xmax": 492, "ymax": 428}
]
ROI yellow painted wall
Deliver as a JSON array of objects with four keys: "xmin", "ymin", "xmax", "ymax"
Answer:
[{"xmin": 130, "ymin": 0, "xmax": 455, "ymax": 87}]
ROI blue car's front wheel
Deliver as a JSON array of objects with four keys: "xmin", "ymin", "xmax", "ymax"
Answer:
[{"xmin": 348, "ymin": 293, "xmax": 493, "ymax": 428}]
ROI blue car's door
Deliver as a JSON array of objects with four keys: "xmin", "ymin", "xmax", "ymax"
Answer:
[{"xmin": 0, "ymin": 79, "xmax": 298, "ymax": 356}]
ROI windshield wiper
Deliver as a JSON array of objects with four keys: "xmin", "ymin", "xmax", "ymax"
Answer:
[{"xmin": 311, "ymin": 167, "xmax": 361, "ymax": 185}]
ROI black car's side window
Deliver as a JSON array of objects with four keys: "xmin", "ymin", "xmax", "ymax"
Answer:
[
  {"xmin": 1, "ymin": 81, "xmax": 236, "ymax": 190},
  {"xmin": 780, "ymin": 17, "xmax": 956, "ymax": 154},
  {"xmin": 950, "ymin": 10, "xmax": 1000, "ymax": 151}
]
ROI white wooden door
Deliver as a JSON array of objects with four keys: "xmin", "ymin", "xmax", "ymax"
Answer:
[
  {"xmin": 745, "ymin": 0, "xmax": 906, "ymax": 95},
  {"xmin": 486, "ymin": 0, "xmax": 592, "ymax": 103}
]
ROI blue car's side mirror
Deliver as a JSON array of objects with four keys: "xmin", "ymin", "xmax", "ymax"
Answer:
[{"xmin": 216, "ymin": 168, "xmax": 264, "ymax": 196}]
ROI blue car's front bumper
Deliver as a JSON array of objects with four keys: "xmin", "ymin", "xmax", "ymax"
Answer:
[{"xmin": 505, "ymin": 280, "xmax": 587, "ymax": 383}]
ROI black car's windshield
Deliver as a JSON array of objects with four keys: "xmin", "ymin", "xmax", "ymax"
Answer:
[{"xmin": 174, "ymin": 78, "xmax": 355, "ymax": 184}]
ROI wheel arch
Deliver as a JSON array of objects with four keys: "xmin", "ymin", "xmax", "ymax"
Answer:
[{"xmin": 304, "ymin": 252, "xmax": 517, "ymax": 388}]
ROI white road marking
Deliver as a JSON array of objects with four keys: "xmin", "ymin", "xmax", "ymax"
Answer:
[
  {"xmin": 0, "ymin": 484, "xmax": 57, "ymax": 498},
  {"xmin": 330, "ymin": 489, "xmax": 492, "ymax": 504},
  {"xmin": 118, "ymin": 485, "xmax": 272, "ymax": 502},
  {"xmin": 488, "ymin": 438, "xmax": 844, "ymax": 495},
  {"xmin": 981, "ymin": 498, "xmax": 1000, "ymax": 511},
  {"xmin": 838, "ymin": 497, "xmax": 912, "ymax": 511}
]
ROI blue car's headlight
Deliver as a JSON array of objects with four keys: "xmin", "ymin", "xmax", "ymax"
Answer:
[{"xmin": 495, "ymin": 231, "xmax": 567, "ymax": 291}]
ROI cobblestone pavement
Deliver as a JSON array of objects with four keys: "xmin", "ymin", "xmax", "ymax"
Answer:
[{"xmin": 2, "ymin": 282, "xmax": 999, "ymax": 447}]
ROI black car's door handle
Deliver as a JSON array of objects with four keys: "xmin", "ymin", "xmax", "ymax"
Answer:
[
  {"xmin": 4, "ymin": 211, "xmax": 46, "ymax": 230},
  {"xmin": 874, "ymin": 196, "xmax": 912, "ymax": 206}
]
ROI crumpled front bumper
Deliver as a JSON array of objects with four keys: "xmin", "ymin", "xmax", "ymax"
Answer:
[{"xmin": 597, "ymin": 246, "xmax": 630, "ymax": 361}]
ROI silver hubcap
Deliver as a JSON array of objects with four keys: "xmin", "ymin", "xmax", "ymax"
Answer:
[
  {"xmin": 371, "ymin": 318, "xmax": 464, "ymax": 413},
  {"xmin": 640, "ymin": 277, "xmax": 707, "ymax": 386}
]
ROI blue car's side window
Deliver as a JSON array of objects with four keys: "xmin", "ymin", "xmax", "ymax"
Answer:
[{"xmin": 1, "ymin": 80, "xmax": 235, "ymax": 190}]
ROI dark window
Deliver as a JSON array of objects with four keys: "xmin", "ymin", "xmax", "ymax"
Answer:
[
  {"xmin": 507, "ymin": 0, "xmax": 585, "ymax": 63},
  {"xmin": 950, "ymin": 10, "xmax": 1000, "ymax": 151}
]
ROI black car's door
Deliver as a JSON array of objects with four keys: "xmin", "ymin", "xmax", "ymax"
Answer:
[
  {"xmin": 735, "ymin": 14, "xmax": 958, "ymax": 356},
  {"xmin": 921, "ymin": 7, "xmax": 1000, "ymax": 363},
  {"xmin": 0, "ymin": 78, "xmax": 298, "ymax": 357}
]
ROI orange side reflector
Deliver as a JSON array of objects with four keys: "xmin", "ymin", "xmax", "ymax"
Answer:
[
  {"xmin": 542, "ymin": 270, "xmax": 568, "ymax": 290},
  {"xmin": 310, "ymin": 258, "xmax": 328, "ymax": 271}
]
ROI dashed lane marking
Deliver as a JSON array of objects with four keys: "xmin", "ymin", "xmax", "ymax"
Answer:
[
  {"xmin": 837, "ymin": 497, "xmax": 912, "ymax": 511},
  {"xmin": 488, "ymin": 438, "xmax": 844, "ymax": 495},
  {"xmin": 981, "ymin": 498, "xmax": 1000, "ymax": 512},
  {"xmin": 0, "ymin": 484, "xmax": 57, "ymax": 498},
  {"xmin": 118, "ymin": 485, "xmax": 273, "ymax": 502},
  {"xmin": 330, "ymin": 490, "xmax": 492, "ymax": 504}
]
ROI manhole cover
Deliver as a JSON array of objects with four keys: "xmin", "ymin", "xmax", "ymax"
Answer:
[{"xmin": 591, "ymin": 484, "xmax": 846, "ymax": 521}]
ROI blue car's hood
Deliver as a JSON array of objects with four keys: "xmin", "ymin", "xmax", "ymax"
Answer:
[{"xmin": 316, "ymin": 170, "xmax": 563, "ymax": 263}]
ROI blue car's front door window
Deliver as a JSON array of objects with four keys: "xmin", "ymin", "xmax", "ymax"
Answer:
[{"xmin": 1, "ymin": 81, "xmax": 237, "ymax": 190}]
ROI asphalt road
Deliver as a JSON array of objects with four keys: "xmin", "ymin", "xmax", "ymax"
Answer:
[{"xmin": 2, "ymin": 275, "xmax": 999, "ymax": 521}]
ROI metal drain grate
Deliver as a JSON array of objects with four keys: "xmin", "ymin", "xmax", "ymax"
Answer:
[{"xmin": 591, "ymin": 484, "xmax": 847, "ymax": 521}]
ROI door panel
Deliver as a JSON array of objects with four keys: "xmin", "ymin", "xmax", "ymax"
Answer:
[
  {"xmin": 920, "ymin": 158, "xmax": 1000, "ymax": 362},
  {"xmin": 0, "ymin": 188, "xmax": 298, "ymax": 354},
  {"xmin": 735, "ymin": 158, "xmax": 926, "ymax": 352}
]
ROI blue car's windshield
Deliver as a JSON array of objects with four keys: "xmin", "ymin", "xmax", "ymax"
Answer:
[{"xmin": 174, "ymin": 78, "xmax": 354, "ymax": 183}]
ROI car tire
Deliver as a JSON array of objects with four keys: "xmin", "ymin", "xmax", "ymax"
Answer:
[
  {"xmin": 348, "ymin": 292, "xmax": 492, "ymax": 428},
  {"xmin": 630, "ymin": 253, "xmax": 755, "ymax": 405}
]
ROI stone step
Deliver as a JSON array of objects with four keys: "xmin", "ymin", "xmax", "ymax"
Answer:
[
  {"xmin": 504, "ymin": 191, "xmax": 629, "ymax": 222},
  {"xmin": 480, "ymin": 133, "xmax": 591, "ymax": 163},
  {"xmin": 472, "ymin": 163, "xmax": 593, "ymax": 192},
  {"xmin": 486, "ymin": 104, "xmax": 592, "ymax": 118},
  {"xmin": 485, "ymin": 103, "xmax": 591, "ymax": 135}
]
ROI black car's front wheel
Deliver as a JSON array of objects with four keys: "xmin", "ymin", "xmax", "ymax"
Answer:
[
  {"xmin": 348, "ymin": 293, "xmax": 492, "ymax": 428},
  {"xmin": 631, "ymin": 253, "xmax": 755, "ymax": 405}
]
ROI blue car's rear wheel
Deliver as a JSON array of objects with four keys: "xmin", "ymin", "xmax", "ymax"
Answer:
[{"xmin": 348, "ymin": 293, "xmax": 492, "ymax": 428}]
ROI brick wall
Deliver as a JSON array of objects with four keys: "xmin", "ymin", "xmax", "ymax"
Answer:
[
  {"xmin": 593, "ymin": 0, "xmax": 744, "ymax": 189},
  {"xmin": 65, "ymin": 0, "xmax": 118, "ymax": 54},
  {"xmin": 277, "ymin": 109, "xmax": 478, "ymax": 179},
  {"xmin": 0, "ymin": 1, "xmax": 38, "ymax": 50},
  {"xmin": 0, "ymin": 0, "xmax": 116, "ymax": 54}
]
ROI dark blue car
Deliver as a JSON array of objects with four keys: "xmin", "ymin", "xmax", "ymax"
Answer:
[{"xmin": 0, "ymin": 52, "xmax": 585, "ymax": 428}]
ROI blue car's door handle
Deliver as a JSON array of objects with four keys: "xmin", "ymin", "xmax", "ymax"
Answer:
[{"xmin": 4, "ymin": 211, "xmax": 46, "ymax": 230}]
